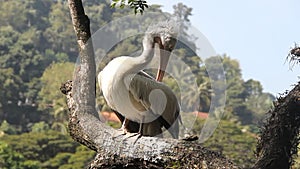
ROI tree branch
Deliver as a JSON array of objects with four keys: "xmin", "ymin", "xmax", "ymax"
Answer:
[{"xmin": 61, "ymin": 80, "xmax": 239, "ymax": 168}]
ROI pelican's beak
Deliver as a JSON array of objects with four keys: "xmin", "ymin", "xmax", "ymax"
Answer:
[
  {"xmin": 153, "ymin": 36, "xmax": 173, "ymax": 82},
  {"xmin": 156, "ymin": 49, "xmax": 170, "ymax": 82}
]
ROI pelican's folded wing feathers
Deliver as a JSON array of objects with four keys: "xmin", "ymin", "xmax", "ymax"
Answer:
[{"xmin": 128, "ymin": 74, "xmax": 180, "ymax": 134}]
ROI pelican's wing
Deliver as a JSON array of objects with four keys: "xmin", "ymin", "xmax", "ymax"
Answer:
[
  {"xmin": 128, "ymin": 74, "xmax": 168, "ymax": 113},
  {"xmin": 137, "ymin": 70, "xmax": 155, "ymax": 80},
  {"xmin": 128, "ymin": 74, "xmax": 180, "ymax": 138},
  {"xmin": 127, "ymin": 75, "xmax": 152, "ymax": 112}
]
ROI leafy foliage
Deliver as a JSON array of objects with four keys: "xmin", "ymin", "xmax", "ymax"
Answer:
[
  {"xmin": 0, "ymin": 120, "xmax": 18, "ymax": 135},
  {"xmin": 0, "ymin": 1, "xmax": 79, "ymax": 130},
  {"xmin": 111, "ymin": 0, "xmax": 149, "ymax": 14},
  {"xmin": 0, "ymin": 141, "xmax": 40, "ymax": 169},
  {"xmin": 194, "ymin": 119, "xmax": 257, "ymax": 168},
  {"xmin": 38, "ymin": 62, "xmax": 74, "ymax": 132},
  {"xmin": 205, "ymin": 55, "xmax": 274, "ymax": 125},
  {"xmin": 286, "ymin": 43, "xmax": 300, "ymax": 69},
  {"xmin": 0, "ymin": 131, "xmax": 95, "ymax": 169}
]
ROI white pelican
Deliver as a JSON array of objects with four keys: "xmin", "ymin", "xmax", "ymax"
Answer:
[{"xmin": 98, "ymin": 23, "xmax": 180, "ymax": 138}]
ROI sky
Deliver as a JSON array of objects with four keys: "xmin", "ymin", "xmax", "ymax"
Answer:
[{"xmin": 149, "ymin": 0, "xmax": 300, "ymax": 96}]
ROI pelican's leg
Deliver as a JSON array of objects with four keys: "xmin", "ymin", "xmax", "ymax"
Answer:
[
  {"xmin": 119, "ymin": 118, "xmax": 129, "ymax": 135},
  {"xmin": 124, "ymin": 117, "xmax": 144, "ymax": 144},
  {"xmin": 112, "ymin": 118, "xmax": 129, "ymax": 139},
  {"xmin": 138, "ymin": 120, "xmax": 143, "ymax": 135},
  {"xmin": 114, "ymin": 117, "xmax": 144, "ymax": 143},
  {"xmin": 132, "ymin": 117, "xmax": 145, "ymax": 144}
]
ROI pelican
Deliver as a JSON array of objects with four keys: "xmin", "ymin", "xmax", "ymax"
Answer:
[{"xmin": 98, "ymin": 22, "xmax": 180, "ymax": 138}]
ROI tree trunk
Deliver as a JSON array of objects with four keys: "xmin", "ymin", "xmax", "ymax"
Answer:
[
  {"xmin": 63, "ymin": 0, "xmax": 239, "ymax": 168},
  {"xmin": 252, "ymin": 82, "xmax": 300, "ymax": 169}
]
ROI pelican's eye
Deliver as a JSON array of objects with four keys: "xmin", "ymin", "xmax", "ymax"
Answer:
[
  {"xmin": 154, "ymin": 37, "xmax": 162, "ymax": 45},
  {"xmin": 165, "ymin": 37, "xmax": 177, "ymax": 51}
]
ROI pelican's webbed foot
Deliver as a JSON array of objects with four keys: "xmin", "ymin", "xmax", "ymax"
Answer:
[
  {"xmin": 121, "ymin": 122, "xmax": 144, "ymax": 144},
  {"xmin": 112, "ymin": 119, "xmax": 130, "ymax": 139},
  {"xmin": 124, "ymin": 132, "xmax": 143, "ymax": 144}
]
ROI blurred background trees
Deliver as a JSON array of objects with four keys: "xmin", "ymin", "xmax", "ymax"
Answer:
[{"xmin": 0, "ymin": 0, "xmax": 285, "ymax": 168}]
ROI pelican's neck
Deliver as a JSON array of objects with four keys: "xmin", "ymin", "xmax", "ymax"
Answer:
[
  {"xmin": 126, "ymin": 37, "xmax": 155, "ymax": 74},
  {"xmin": 137, "ymin": 47, "xmax": 155, "ymax": 66}
]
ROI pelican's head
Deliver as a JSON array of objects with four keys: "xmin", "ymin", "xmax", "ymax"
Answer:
[{"xmin": 147, "ymin": 20, "xmax": 178, "ymax": 81}]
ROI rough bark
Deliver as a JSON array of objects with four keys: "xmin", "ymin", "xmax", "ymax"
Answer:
[
  {"xmin": 252, "ymin": 82, "xmax": 300, "ymax": 169},
  {"xmin": 66, "ymin": 0, "xmax": 98, "ymax": 150},
  {"xmin": 64, "ymin": 0, "xmax": 239, "ymax": 168}
]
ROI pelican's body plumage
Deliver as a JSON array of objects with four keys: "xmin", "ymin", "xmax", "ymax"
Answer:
[{"xmin": 98, "ymin": 22, "xmax": 180, "ymax": 138}]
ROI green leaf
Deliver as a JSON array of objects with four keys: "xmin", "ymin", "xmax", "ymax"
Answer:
[{"xmin": 110, "ymin": 3, "xmax": 116, "ymax": 8}]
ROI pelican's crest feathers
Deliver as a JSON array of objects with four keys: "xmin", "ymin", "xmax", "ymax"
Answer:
[{"xmin": 146, "ymin": 20, "xmax": 179, "ymax": 39}]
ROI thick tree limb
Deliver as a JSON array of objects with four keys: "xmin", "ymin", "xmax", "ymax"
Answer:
[
  {"xmin": 61, "ymin": 80, "xmax": 238, "ymax": 168},
  {"xmin": 64, "ymin": 0, "xmax": 239, "ymax": 168},
  {"xmin": 252, "ymin": 82, "xmax": 300, "ymax": 169}
]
